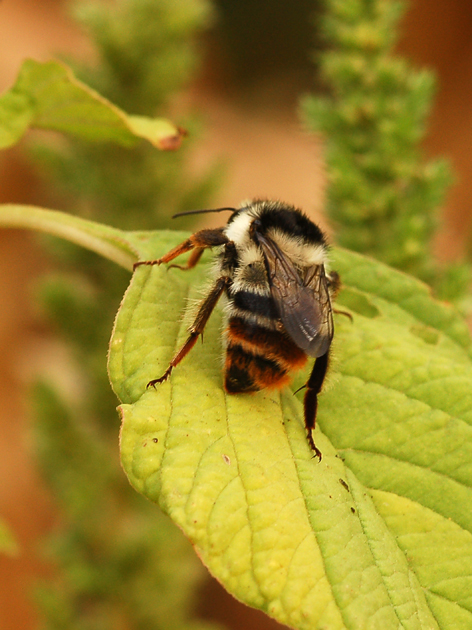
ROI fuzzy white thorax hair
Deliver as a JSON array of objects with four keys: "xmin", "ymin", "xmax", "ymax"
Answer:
[
  {"xmin": 224, "ymin": 208, "xmax": 328, "ymax": 268},
  {"xmin": 224, "ymin": 210, "xmax": 253, "ymax": 248}
]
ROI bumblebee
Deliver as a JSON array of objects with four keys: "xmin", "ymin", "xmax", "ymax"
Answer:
[{"xmin": 135, "ymin": 199, "xmax": 339, "ymax": 460}]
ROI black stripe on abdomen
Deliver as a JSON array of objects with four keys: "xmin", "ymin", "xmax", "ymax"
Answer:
[{"xmin": 230, "ymin": 290, "xmax": 278, "ymax": 320}]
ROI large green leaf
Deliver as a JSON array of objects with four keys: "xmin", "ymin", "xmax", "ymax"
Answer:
[
  {"xmin": 1, "ymin": 206, "xmax": 470, "ymax": 629},
  {"xmin": 109, "ymin": 234, "xmax": 472, "ymax": 630},
  {"xmin": 0, "ymin": 59, "xmax": 184, "ymax": 150}
]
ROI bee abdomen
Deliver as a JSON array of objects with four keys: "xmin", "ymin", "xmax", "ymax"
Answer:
[
  {"xmin": 224, "ymin": 317, "xmax": 307, "ymax": 393},
  {"xmin": 224, "ymin": 344, "xmax": 287, "ymax": 393}
]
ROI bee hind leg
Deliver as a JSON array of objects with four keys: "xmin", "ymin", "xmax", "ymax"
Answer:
[{"xmin": 303, "ymin": 351, "xmax": 329, "ymax": 461}]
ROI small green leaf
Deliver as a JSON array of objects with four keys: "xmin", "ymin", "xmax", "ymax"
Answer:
[
  {"xmin": 107, "ymin": 232, "xmax": 472, "ymax": 630},
  {"xmin": 0, "ymin": 59, "xmax": 184, "ymax": 150}
]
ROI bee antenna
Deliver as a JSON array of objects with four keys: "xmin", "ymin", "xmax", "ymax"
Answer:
[{"xmin": 172, "ymin": 207, "xmax": 236, "ymax": 219}]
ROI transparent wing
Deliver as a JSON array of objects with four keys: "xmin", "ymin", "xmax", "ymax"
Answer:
[
  {"xmin": 257, "ymin": 233, "xmax": 333, "ymax": 357},
  {"xmin": 301, "ymin": 264, "xmax": 334, "ymax": 356}
]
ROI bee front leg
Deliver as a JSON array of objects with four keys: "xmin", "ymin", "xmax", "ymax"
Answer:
[
  {"xmin": 168, "ymin": 247, "xmax": 205, "ymax": 271},
  {"xmin": 133, "ymin": 228, "xmax": 228, "ymax": 270},
  {"xmin": 147, "ymin": 275, "xmax": 231, "ymax": 388},
  {"xmin": 303, "ymin": 351, "xmax": 329, "ymax": 461}
]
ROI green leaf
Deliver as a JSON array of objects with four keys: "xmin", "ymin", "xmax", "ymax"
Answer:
[
  {"xmin": 107, "ymin": 233, "xmax": 472, "ymax": 629},
  {"xmin": 1, "ymin": 205, "xmax": 470, "ymax": 629},
  {"xmin": 0, "ymin": 59, "xmax": 184, "ymax": 150}
]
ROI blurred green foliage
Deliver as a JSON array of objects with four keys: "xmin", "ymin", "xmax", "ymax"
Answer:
[{"xmin": 301, "ymin": 0, "xmax": 471, "ymax": 307}]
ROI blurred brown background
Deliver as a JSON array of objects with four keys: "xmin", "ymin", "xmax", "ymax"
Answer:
[{"xmin": 0, "ymin": 0, "xmax": 471, "ymax": 628}]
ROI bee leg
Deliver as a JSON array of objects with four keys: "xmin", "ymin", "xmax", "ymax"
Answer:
[
  {"xmin": 303, "ymin": 351, "xmax": 329, "ymax": 461},
  {"xmin": 147, "ymin": 275, "xmax": 230, "ymax": 388},
  {"xmin": 168, "ymin": 247, "xmax": 204, "ymax": 271},
  {"xmin": 334, "ymin": 308, "xmax": 353, "ymax": 321},
  {"xmin": 327, "ymin": 270, "xmax": 341, "ymax": 296},
  {"xmin": 133, "ymin": 228, "xmax": 228, "ymax": 270}
]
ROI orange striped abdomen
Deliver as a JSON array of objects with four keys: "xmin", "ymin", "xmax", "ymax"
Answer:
[{"xmin": 224, "ymin": 316, "xmax": 307, "ymax": 393}]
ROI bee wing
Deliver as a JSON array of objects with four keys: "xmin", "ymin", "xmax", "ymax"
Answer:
[
  {"xmin": 301, "ymin": 264, "xmax": 334, "ymax": 356},
  {"xmin": 257, "ymin": 234, "xmax": 333, "ymax": 357}
]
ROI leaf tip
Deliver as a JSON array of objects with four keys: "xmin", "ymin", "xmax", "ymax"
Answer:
[{"xmin": 157, "ymin": 126, "xmax": 187, "ymax": 151}]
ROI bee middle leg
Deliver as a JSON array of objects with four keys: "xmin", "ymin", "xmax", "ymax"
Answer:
[
  {"xmin": 303, "ymin": 351, "xmax": 329, "ymax": 461},
  {"xmin": 147, "ymin": 275, "xmax": 230, "ymax": 388}
]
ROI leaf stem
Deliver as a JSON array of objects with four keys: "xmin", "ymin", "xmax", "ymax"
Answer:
[{"xmin": 0, "ymin": 204, "xmax": 138, "ymax": 270}]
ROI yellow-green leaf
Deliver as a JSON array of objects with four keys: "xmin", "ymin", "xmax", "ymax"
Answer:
[
  {"xmin": 1, "ymin": 205, "xmax": 470, "ymax": 629},
  {"xmin": 108, "ymin": 233, "xmax": 472, "ymax": 630}
]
